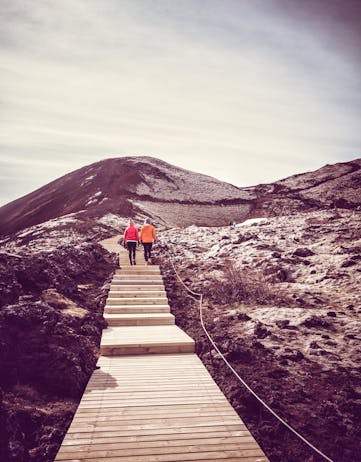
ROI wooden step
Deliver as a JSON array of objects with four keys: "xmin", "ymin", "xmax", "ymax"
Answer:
[
  {"xmin": 110, "ymin": 285, "xmax": 165, "ymax": 291},
  {"xmin": 119, "ymin": 264, "xmax": 148, "ymax": 267},
  {"xmin": 111, "ymin": 280, "xmax": 164, "ymax": 285},
  {"xmin": 118, "ymin": 259, "xmax": 148, "ymax": 264},
  {"xmin": 118, "ymin": 258, "xmax": 148, "ymax": 262},
  {"xmin": 116, "ymin": 264, "xmax": 160, "ymax": 269},
  {"xmin": 114, "ymin": 266, "xmax": 160, "ymax": 275},
  {"xmin": 119, "ymin": 261, "xmax": 158, "ymax": 264},
  {"xmin": 55, "ymin": 353, "xmax": 268, "ymax": 460},
  {"xmin": 107, "ymin": 291, "xmax": 166, "ymax": 298},
  {"xmin": 58, "ymin": 237, "xmax": 270, "ymax": 462},
  {"xmin": 116, "ymin": 272, "xmax": 161, "ymax": 277},
  {"xmin": 112, "ymin": 275, "xmax": 163, "ymax": 280},
  {"xmin": 115, "ymin": 265, "xmax": 160, "ymax": 274},
  {"xmin": 104, "ymin": 305, "xmax": 170, "ymax": 314},
  {"xmin": 111, "ymin": 280, "xmax": 163, "ymax": 286},
  {"xmin": 118, "ymin": 257, "xmax": 148, "ymax": 261},
  {"xmin": 106, "ymin": 297, "xmax": 168, "ymax": 306},
  {"xmin": 104, "ymin": 313, "xmax": 175, "ymax": 326},
  {"xmin": 100, "ymin": 326, "xmax": 195, "ymax": 356}
]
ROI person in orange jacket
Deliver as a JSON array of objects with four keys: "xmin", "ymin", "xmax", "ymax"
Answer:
[
  {"xmin": 140, "ymin": 218, "xmax": 156, "ymax": 264},
  {"xmin": 122, "ymin": 219, "xmax": 140, "ymax": 265}
]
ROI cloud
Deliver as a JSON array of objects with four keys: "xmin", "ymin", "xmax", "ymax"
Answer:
[{"xmin": 0, "ymin": 0, "xmax": 360, "ymax": 205}]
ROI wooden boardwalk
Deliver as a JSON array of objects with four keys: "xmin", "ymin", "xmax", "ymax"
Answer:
[{"xmin": 55, "ymin": 237, "xmax": 268, "ymax": 461}]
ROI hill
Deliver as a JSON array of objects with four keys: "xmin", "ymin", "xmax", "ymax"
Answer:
[
  {"xmin": 0, "ymin": 156, "xmax": 360, "ymax": 240},
  {"xmin": 0, "ymin": 156, "xmax": 254, "ymax": 236}
]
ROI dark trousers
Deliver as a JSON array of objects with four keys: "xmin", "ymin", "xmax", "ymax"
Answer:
[
  {"xmin": 143, "ymin": 242, "xmax": 153, "ymax": 261},
  {"xmin": 126, "ymin": 241, "xmax": 137, "ymax": 263}
]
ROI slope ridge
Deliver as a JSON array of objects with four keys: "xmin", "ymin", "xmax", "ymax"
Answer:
[{"xmin": 0, "ymin": 156, "xmax": 360, "ymax": 237}]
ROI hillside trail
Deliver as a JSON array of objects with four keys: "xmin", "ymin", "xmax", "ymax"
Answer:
[{"xmin": 54, "ymin": 236, "xmax": 268, "ymax": 462}]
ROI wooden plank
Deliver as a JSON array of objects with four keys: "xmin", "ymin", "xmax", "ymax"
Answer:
[
  {"xmin": 74, "ymin": 404, "xmax": 233, "ymax": 413},
  {"xmin": 112, "ymin": 276, "xmax": 163, "ymax": 280},
  {"xmin": 60, "ymin": 430, "xmax": 251, "ymax": 446},
  {"xmin": 112, "ymin": 276, "xmax": 162, "ymax": 280},
  {"xmin": 100, "ymin": 334, "xmax": 195, "ymax": 343},
  {"xmin": 100, "ymin": 345, "xmax": 195, "ymax": 355},
  {"xmin": 97, "ymin": 356, "xmax": 202, "ymax": 362},
  {"xmin": 111, "ymin": 281, "xmax": 163, "ymax": 285},
  {"xmin": 115, "ymin": 270, "xmax": 161, "ymax": 275},
  {"xmin": 116, "ymin": 272, "xmax": 161, "ymax": 276},
  {"xmin": 83, "ymin": 387, "xmax": 220, "ymax": 395},
  {"xmin": 61, "ymin": 424, "xmax": 247, "ymax": 440},
  {"xmin": 74, "ymin": 404, "xmax": 232, "ymax": 415},
  {"xmin": 101, "ymin": 326, "xmax": 195, "ymax": 343},
  {"xmin": 88, "ymin": 369, "xmax": 208, "ymax": 375},
  {"xmin": 57, "ymin": 436, "xmax": 256, "ymax": 452},
  {"xmin": 56, "ymin": 449, "xmax": 267, "ymax": 461},
  {"xmin": 71, "ymin": 411, "xmax": 238, "ymax": 423},
  {"xmin": 80, "ymin": 388, "xmax": 222, "ymax": 398},
  {"xmin": 76, "ymin": 401, "xmax": 233, "ymax": 411},
  {"xmin": 104, "ymin": 306, "xmax": 170, "ymax": 314},
  {"xmin": 108, "ymin": 290, "xmax": 166, "ymax": 294},
  {"xmin": 66, "ymin": 419, "xmax": 244, "ymax": 433},
  {"xmin": 110, "ymin": 286, "xmax": 165, "ymax": 290},
  {"xmin": 107, "ymin": 291, "xmax": 167, "ymax": 298},
  {"xmin": 104, "ymin": 314, "xmax": 175, "ymax": 326},
  {"xmin": 115, "ymin": 265, "xmax": 160, "ymax": 268},
  {"xmin": 56, "ymin": 244, "xmax": 268, "ymax": 462},
  {"xmin": 106, "ymin": 297, "xmax": 168, "ymax": 305},
  {"xmin": 56, "ymin": 442, "xmax": 263, "ymax": 459},
  {"xmin": 83, "ymin": 384, "xmax": 216, "ymax": 392}
]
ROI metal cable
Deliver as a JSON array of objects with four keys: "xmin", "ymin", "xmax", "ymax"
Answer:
[{"xmin": 164, "ymin": 248, "xmax": 334, "ymax": 462}]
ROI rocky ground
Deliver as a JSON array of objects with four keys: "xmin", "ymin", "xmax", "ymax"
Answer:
[
  {"xmin": 1, "ymin": 156, "xmax": 360, "ymax": 461},
  {"xmin": 153, "ymin": 208, "xmax": 361, "ymax": 462},
  {"xmin": 0, "ymin": 206, "xmax": 360, "ymax": 462},
  {"xmin": 0, "ymin": 242, "xmax": 116, "ymax": 462}
]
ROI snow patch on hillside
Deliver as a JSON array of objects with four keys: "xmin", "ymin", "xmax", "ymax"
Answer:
[
  {"xmin": 129, "ymin": 157, "xmax": 256, "ymax": 202},
  {"xmin": 98, "ymin": 213, "xmax": 127, "ymax": 229},
  {"xmin": 81, "ymin": 174, "xmax": 96, "ymax": 187},
  {"xmin": 86, "ymin": 191, "xmax": 102, "ymax": 206},
  {"xmin": 238, "ymin": 218, "xmax": 268, "ymax": 226},
  {"xmin": 16, "ymin": 214, "xmax": 79, "ymax": 238}
]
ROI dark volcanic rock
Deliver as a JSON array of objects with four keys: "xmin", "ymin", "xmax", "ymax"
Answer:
[
  {"xmin": 0, "ymin": 301, "xmax": 103, "ymax": 395},
  {"xmin": 0, "ymin": 243, "xmax": 114, "ymax": 308},
  {"xmin": 293, "ymin": 247, "xmax": 315, "ymax": 257},
  {"xmin": 0, "ymin": 242, "xmax": 115, "ymax": 462},
  {"xmin": 253, "ymin": 321, "xmax": 271, "ymax": 339},
  {"xmin": 301, "ymin": 315, "xmax": 332, "ymax": 329}
]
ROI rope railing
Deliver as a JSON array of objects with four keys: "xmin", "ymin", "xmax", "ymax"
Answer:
[{"xmin": 164, "ymin": 246, "xmax": 334, "ymax": 462}]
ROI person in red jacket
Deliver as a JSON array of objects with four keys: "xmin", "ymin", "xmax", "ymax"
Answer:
[
  {"xmin": 122, "ymin": 219, "xmax": 139, "ymax": 265},
  {"xmin": 140, "ymin": 217, "xmax": 157, "ymax": 264}
]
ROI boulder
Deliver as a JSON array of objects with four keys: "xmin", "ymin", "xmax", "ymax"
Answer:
[{"xmin": 293, "ymin": 247, "xmax": 315, "ymax": 257}]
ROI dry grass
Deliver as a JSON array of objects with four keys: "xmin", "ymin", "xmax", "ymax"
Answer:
[
  {"xmin": 42, "ymin": 288, "xmax": 87, "ymax": 317},
  {"xmin": 208, "ymin": 259, "xmax": 287, "ymax": 305}
]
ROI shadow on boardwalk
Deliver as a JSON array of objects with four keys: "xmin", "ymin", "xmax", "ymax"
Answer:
[{"xmin": 83, "ymin": 369, "xmax": 117, "ymax": 393}]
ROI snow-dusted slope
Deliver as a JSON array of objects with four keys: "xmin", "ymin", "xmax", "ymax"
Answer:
[
  {"xmin": 0, "ymin": 156, "xmax": 255, "ymax": 236},
  {"xmin": 127, "ymin": 156, "xmax": 254, "ymax": 202},
  {"xmin": 0, "ymin": 155, "xmax": 360, "ymax": 237}
]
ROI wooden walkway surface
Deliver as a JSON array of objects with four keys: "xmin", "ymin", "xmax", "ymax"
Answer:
[{"xmin": 55, "ymin": 237, "xmax": 268, "ymax": 462}]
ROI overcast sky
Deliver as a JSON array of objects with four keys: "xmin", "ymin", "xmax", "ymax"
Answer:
[{"xmin": 1, "ymin": 0, "xmax": 360, "ymax": 206}]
